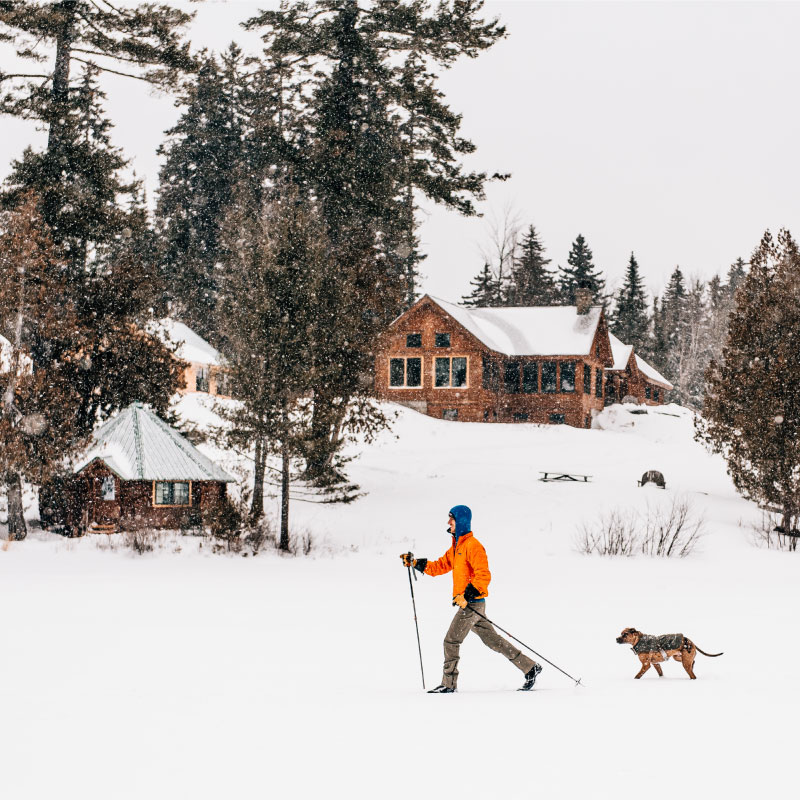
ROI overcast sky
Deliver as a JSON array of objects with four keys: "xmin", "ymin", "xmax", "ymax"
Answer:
[{"xmin": 3, "ymin": 1, "xmax": 800, "ymax": 303}]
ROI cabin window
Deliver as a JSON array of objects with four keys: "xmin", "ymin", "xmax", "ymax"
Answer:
[
  {"xmin": 560, "ymin": 361, "xmax": 576, "ymax": 393},
  {"xmin": 442, "ymin": 409, "xmax": 458, "ymax": 421},
  {"xmin": 504, "ymin": 361, "xmax": 521, "ymax": 394},
  {"xmin": 542, "ymin": 361, "xmax": 557, "ymax": 393},
  {"xmin": 654, "ymin": 388, "xmax": 660, "ymax": 402},
  {"xmin": 645, "ymin": 385, "xmax": 651, "ymax": 400},
  {"xmin": 482, "ymin": 357, "xmax": 499, "ymax": 391},
  {"xmin": 389, "ymin": 357, "xmax": 422, "ymax": 387},
  {"xmin": 549, "ymin": 413, "xmax": 566, "ymax": 425},
  {"xmin": 196, "ymin": 367, "xmax": 209, "ymax": 393},
  {"xmin": 583, "ymin": 364, "xmax": 591, "ymax": 394},
  {"xmin": 435, "ymin": 357, "xmax": 467, "ymax": 387},
  {"xmin": 406, "ymin": 333, "xmax": 422, "ymax": 348},
  {"xmin": 523, "ymin": 362, "xmax": 538, "ymax": 393},
  {"xmin": 595, "ymin": 368, "xmax": 603, "ymax": 398},
  {"xmin": 435, "ymin": 332, "xmax": 451, "ymax": 348},
  {"xmin": 513, "ymin": 412, "xmax": 529, "ymax": 422},
  {"xmin": 216, "ymin": 371, "xmax": 232, "ymax": 397},
  {"xmin": 101, "ymin": 476, "xmax": 115, "ymax": 501},
  {"xmin": 154, "ymin": 481, "xmax": 191, "ymax": 506}
]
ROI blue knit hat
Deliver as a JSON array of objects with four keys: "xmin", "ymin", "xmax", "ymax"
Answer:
[{"xmin": 449, "ymin": 505, "xmax": 472, "ymax": 536}]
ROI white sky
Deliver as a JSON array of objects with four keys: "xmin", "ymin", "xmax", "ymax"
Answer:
[{"xmin": 2, "ymin": 0, "xmax": 800, "ymax": 302}]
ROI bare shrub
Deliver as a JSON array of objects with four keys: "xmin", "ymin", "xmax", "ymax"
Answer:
[
  {"xmin": 577, "ymin": 496, "xmax": 704, "ymax": 558},
  {"xmin": 121, "ymin": 528, "xmax": 160, "ymax": 555},
  {"xmin": 750, "ymin": 512, "xmax": 800, "ymax": 552}
]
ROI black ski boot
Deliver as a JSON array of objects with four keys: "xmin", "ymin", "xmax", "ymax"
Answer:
[
  {"xmin": 428, "ymin": 684, "xmax": 456, "ymax": 693},
  {"xmin": 518, "ymin": 663, "xmax": 542, "ymax": 691}
]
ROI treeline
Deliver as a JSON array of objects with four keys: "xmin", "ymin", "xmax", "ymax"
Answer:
[
  {"xmin": 0, "ymin": 1, "xmax": 506, "ymax": 540},
  {"xmin": 463, "ymin": 224, "xmax": 748, "ymax": 409}
]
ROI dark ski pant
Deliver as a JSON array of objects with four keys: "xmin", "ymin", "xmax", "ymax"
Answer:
[{"xmin": 441, "ymin": 602, "xmax": 535, "ymax": 689}]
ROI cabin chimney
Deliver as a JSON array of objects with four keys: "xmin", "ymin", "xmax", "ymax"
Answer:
[{"xmin": 576, "ymin": 286, "xmax": 592, "ymax": 315}]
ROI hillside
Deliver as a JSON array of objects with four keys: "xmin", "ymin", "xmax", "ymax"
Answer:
[{"xmin": 1, "ymin": 400, "xmax": 796, "ymax": 800}]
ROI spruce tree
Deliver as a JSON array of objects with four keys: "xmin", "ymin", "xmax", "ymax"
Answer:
[
  {"xmin": 558, "ymin": 234, "xmax": 606, "ymax": 306},
  {"xmin": 462, "ymin": 263, "xmax": 502, "ymax": 307},
  {"xmin": 662, "ymin": 266, "xmax": 688, "ymax": 355},
  {"xmin": 508, "ymin": 225, "xmax": 557, "ymax": 305},
  {"xmin": 700, "ymin": 230, "xmax": 800, "ymax": 543},
  {"xmin": 611, "ymin": 252, "xmax": 649, "ymax": 351}
]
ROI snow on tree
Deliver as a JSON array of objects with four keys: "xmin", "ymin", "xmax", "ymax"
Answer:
[
  {"xmin": 611, "ymin": 252, "xmax": 649, "ymax": 352},
  {"xmin": 507, "ymin": 224, "xmax": 558, "ymax": 306},
  {"xmin": 558, "ymin": 233, "xmax": 607, "ymax": 306}
]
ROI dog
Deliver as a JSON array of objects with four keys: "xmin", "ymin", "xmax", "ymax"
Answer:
[{"xmin": 616, "ymin": 627, "xmax": 723, "ymax": 679}]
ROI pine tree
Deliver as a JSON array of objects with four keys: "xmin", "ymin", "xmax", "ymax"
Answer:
[
  {"xmin": 726, "ymin": 257, "xmax": 747, "ymax": 297},
  {"xmin": 156, "ymin": 48, "xmax": 247, "ymax": 341},
  {"xmin": 611, "ymin": 252, "xmax": 649, "ymax": 351},
  {"xmin": 648, "ymin": 294, "xmax": 668, "ymax": 370},
  {"xmin": 508, "ymin": 225, "xmax": 557, "ymax": 305},
  {"xmin": 699, "ymin": 230, "xmax": 800, "ymax": 543},
  {"xmin": 558, "ymin": 234, "xmax": 606, "ymax": 306},
  {"xmin": 462, "ymin": 263, "xmax": 502, "ymax": 307},
  {"xmin": 662, "ymin": 266, "xmax": 688, "ymax": 355}
]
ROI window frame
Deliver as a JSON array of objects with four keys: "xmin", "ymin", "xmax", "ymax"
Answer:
[
  {"xmin": 583, "ymin": 363, "xmax": 591, "ymax": 394},
  {"xmin": 388, "ymin": 356, "xmax": 423, "ymax": 389},
  {"xmin": 595, "ymin": 368, "xmax": 603, "ymax": 398},
  {"xmin": 406, "ymin": 333, "xmax": 422, "ymax": 348},
  {"xmin": 504, "ymin": 360, "xmax": 521, "ymax": 394},
  {"xmin": 434, "ymin": 332, "xmax": 451, "ymax": 348},
  {"xmin": 541, "ymin": 361, "xmax": 558, "ymax": 394},
  {"xmin": 434, "ymin": 355, "xmax": 468, "ymax": 388},
  {"xmin": 549, "ymin": 413, "xmax": 566, "ymax": 425},
  {"xmin": 195, "ymin": 366, "xmax": 209, "ymax": 393},
  {"xmin": 523, "ymin": 362, "xmax": 539, "ymax": 394},
  {"xmin": 153, "ymin": 481, "xmax": 192, "ymax": 507},
  {"xmin": 560, "ymin": 361, "xmax": 576, "ymax": 393}
]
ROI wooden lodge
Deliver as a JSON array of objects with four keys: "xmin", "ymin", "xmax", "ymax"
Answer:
[
  {"xmin": 59, "ymin": 402, "xmax": 234, "ymax": 533},
  {"xmin": 374, "ymin": 292, "xmax": 670, "ymax": 428},
  {"xmin": 605, "ymin": 333, "xmax": 673, "ymax": 406}
]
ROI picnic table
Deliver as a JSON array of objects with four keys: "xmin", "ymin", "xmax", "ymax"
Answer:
[{"xmin": 539, "ymin": 471, "xmax": 592, "ymax": 483}]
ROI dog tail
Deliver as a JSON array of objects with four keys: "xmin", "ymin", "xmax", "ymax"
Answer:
[{"xmin": 695, "ymin": 645, "xmax": 723, "ymax": 657}]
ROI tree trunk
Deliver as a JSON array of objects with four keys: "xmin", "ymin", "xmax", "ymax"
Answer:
[
  {"xmin": 5, "ymin": 472, "xmax": 27, "ymax": 541},
  {"xmin": 250, "ymin": 436, "xmax": 266, "ymax": 520},
  {"xmin": 279, "ymin": 435, "xmax": 290, "ymax": 552}
]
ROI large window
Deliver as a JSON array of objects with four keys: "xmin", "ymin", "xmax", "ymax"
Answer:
[
  {"xmin": 542, "ymin": 361, "xmax": 557, "ymax": 393},
  {"xmin": 482, "ymin": 357, "xmax": 499, "ymax": 391},
  {"xmin": 435, "ymin": 332, "xmax": 451, "ymax": 348},
  {"xmin": 654, "ymin": 388, "xmax": 660, "ymax": 402},
  {"xmin": 560, "ymin": 361, "xmax": 576, "ymax": 393},
  {"xmin": 406, "ymin": 333, "xmax": 422, "ymax": 348},
  {"xmin": 645, "ymin": 385, "xmax": 651, "ymax": 400},
  {"xmin": 389, "ymin": 357, "xmax": 422, "ymax": 387},
  {"xmin": 154, "ymin": 481, "xmax": 190, "ymax": 506},
  {"xmin": 583, "ymin": 364, "xmax": 591, "ymax": 394},
  {"xmin": 435, "ymin": 357, "xmax": 467, "ymax": 387},
  {"xmin": 504, "ymin": 361, "xmax": 521, "ymax": 394},
  {"xmin": 595, "ymin": 368, "xmax": 603, "ymax": 398},
  {"xmin": 196, "ymin": 367, "xmax": 209, "ymax": 393},
  {"xmin": 523, "ymin": 362, "xmax": 538, "ymax": 393}
]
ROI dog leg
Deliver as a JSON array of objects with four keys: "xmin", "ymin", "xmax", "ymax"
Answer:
[
  {"xmin": 681, "ymin": 651, "xmax": 697, "ymax": 679},
  {"xmin": 635, "ymin": 661, "xmax": 651, "ymax": 679},
  {"xmin": 653, "ymin": 663, "xmax": 664, "ymax": 677}
]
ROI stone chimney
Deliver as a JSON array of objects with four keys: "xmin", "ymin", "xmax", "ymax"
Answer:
[{"xmin": 576, "ymin": 287, "xmax": 592, "ymax": 315}]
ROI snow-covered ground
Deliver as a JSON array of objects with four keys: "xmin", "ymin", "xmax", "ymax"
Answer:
[{"xmin": 2, "ymin": 401, "xmax": 797, "ymax": 799}]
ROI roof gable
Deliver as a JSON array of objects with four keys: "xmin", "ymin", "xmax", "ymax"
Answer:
[
  {"xmin": 148, "ymin": 319, "xmax": 222, "ymax": 366},
  {"xmin": 74, "ymin": 402, "xmax": 234, "ymax": 482}
]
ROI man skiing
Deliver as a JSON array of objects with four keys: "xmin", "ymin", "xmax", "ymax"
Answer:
[{"xmin": 401, "ymin": 504, "xmax": 542, "ymax": 693}]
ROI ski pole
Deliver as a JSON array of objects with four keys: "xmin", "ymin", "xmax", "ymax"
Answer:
[
  {"xmin": 468, "ymin": 606, "xmax": 583, "ymax": 687},
  {"xmin": 404, "ymin": 554, "xmax": 426, "ymax": 690}
]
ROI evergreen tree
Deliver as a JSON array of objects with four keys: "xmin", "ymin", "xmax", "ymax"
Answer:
[
  {"xmin": 611, "ymin": 252, "xmax": 649, "ymax": 351},
  {"xmin": 558, "ymin": 234, "xmax": 606, "ymax": 306},
  {"xmin": 668, "ymin": 279, "xmax": 711, "ymax": 409},
  {"xmin": 462, "ymin": 262, "xmax": 502, "ymax": 307},
  {"xmin": 726, "ymin": 256, "xmax": 747, "ymax": 297},
  {"xmin": 662, "ymin": 266, "xmax": 688, "ymax": 355},
  {"xmin": 508, "ymin": 225, "xmax": 557, "ymax": 305},
  {"xmin": 699, "ymin": 230, "xmax": 800, "ymax": 543},
  {"xmin": 156, "ymin": 48, "xmax": 247, "ymax": 341},
  {"xmin": 648, "ymin": 294, "xmax": 668, "ymax": 370}
]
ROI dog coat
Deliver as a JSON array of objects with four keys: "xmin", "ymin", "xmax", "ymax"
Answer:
[{"xmin": 632, "ymin": 633, "xmax": 683, "ymax": 656}]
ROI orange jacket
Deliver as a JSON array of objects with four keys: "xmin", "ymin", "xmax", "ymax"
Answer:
[{"xmin": 424, "ymin": 532, "xmax": 490, "ymax": 600}]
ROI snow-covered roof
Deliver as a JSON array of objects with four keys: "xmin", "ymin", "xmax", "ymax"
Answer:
[
  {"xmin": 74, "ymin": 402, "xmax": 234, "ymax": 482},
  {"xmin": 0, "ymin": 334, "xmax": 33, "ymax": 374},
  {"xmin": 147, "ymin": 319, "xmax": 222, "ymax": 366},
  {"xmin": 607, "ymin": 333, "xmax": 672, "ymax": 389},
  {"xmin": 419, "ymin": 296, "xmax": 604, "ymax": 357}
]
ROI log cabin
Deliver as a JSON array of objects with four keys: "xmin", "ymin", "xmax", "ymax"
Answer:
[
  {"xmin": 605, "ymin": 333, "xmax": 673, "ymax": 405},
  {"xmin": 374, "ymin": 290, "xmax": 617, "ymax": 427},
  {"xmin": 62, "ymin": 402, "xmax": 234, "ymax": 533}
]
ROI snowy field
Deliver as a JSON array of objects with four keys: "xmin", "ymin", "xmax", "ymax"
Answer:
[{"xmin": 2, "ymin": 401, "xmax": 798, "ymax": 799}]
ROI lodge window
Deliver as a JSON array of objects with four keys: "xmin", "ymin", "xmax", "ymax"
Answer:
[
  {"xmin": 216, "ymin": 371, "xmax": 232, "ymax": 397},
  {"xmin": 196, "ymin": 367, "xmax": 209, "ymax": 393},
  {"xmin": 523, "ymin": 362, "xmax": 538, "ymax": 393},
  {"xmin": 389, "ymin": 357, "xmax": 422, "ymax": 387},
  {"xmin": 101, "ymin": 476, "xmax": 115, "ymax": 501},
  {"xmin": 583, "ymin": 364, "xmax": 591, "ymax": 394},
  {"xmin": 442, "ymin": 409, "xmax": 458, "ymax": 421},
  {"xmin": 482, "ymin": 357, "xmax": 499, "ymax": 391},
  {"xmin": 560, "ymin": 361, "xmax": 576, "ymax": 393},
  {"xmin": 435, "ymin": 357, "xmax": 467, "ymax": 387},
  {"xmin": 645, "ymin": 385, "xmax": 651, "ymax": 400},
  {"xmin": 542, "ymin": 361, "xmax": 557, "ymax": 393},
  {"xmin": 435, "ymin": 332, "xmax": 451, "ymax": 348},
  {"xmin": 504, "ymin": 361, "xmax": 521, "ymax": 394},
  {"xmin": 406, "ymin": 333, "xmax": 422, "ymax": 348},
  {"xmin": 549, "ymin": 413, "xmax": 566, "ymax": 425},
  {"xmin": 154, "ymin": 481, "xmax": 191, "ymax": 506},
  {"xmin": 513, "ymin": 412, "xmax": 529, "ymax": 422},
  {"xmin": 595, "ymin": 368, "xmax": 603, "ymax": 398},
  {"xmin": 654, "ymin": 388, "xmax": 660, "ymax": 402}
]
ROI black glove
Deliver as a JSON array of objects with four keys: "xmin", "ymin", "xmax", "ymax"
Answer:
[
  {"xmin": 463, "ymin": 583, "xmax": 481, "ymax": 602},
  {"xmin": 413, "ymin": 558, "xmax": 427, "ymax": 573}
]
